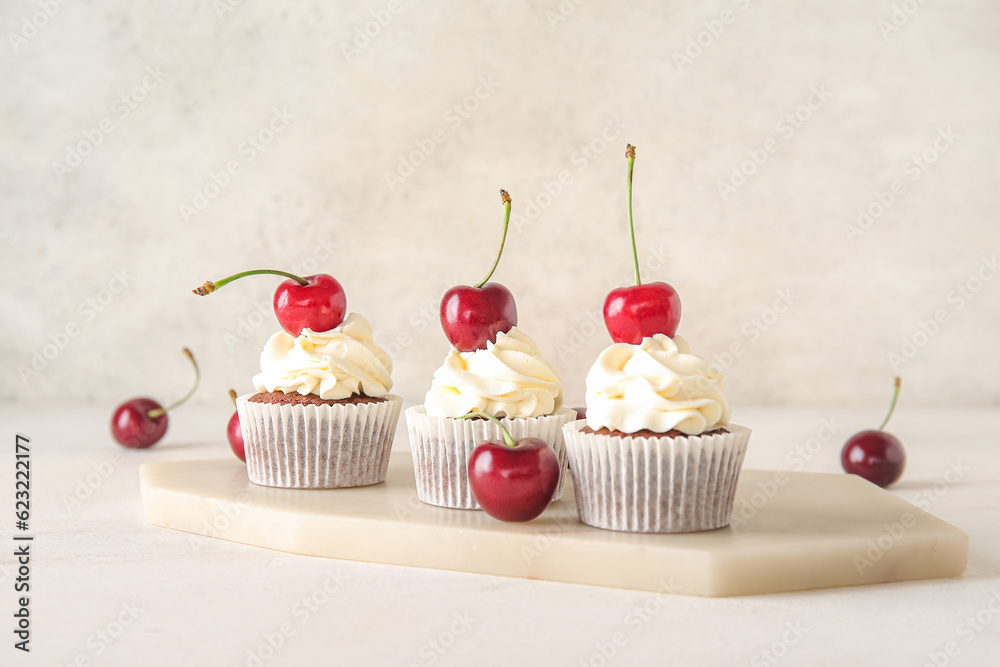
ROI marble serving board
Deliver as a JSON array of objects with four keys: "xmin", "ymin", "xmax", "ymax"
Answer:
[{"xmin": 139, "ymin": 452, "xmax": 968, "ymax": 597}]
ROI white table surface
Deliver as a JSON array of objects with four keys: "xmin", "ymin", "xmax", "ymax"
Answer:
[{"xmin": 1, "ymin": 402, "xmax": 997, "ymax": 667}]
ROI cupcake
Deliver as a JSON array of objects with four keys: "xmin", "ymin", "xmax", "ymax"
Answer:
[
  {"xmin": 237, "ymin": 313, "xmax": 403, "ymax": 489},
  {"xmin": 563, "ymin": 334, "xmax": 750, "ymax": 533},
  {"xmin": 405, "ymin": 327, "xmax": 576, "ymax": 509}
]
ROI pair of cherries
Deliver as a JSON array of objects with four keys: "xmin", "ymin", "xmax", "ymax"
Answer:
[
  {"xmin": 444, "ymin": 146, "xmax": 681, "ymax": 357},
  {"xmin": 112, "ymin": 267, "xmax": 351, "ymax": 450}
]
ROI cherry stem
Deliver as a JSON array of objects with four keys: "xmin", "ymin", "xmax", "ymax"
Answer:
[
  {"xmin": 147, "ymin": 349, "xmax": 200, "ymax": 418},
  {"xmin": 474, "ymin": 189, "xmax": 512, "ymax": 289},
  {"xmin": 228, "ymin": 389, "xmax": 238, "ymax": 406},
  {"xmin": 625, "ymin": 144, "xmax": 641, "ymax": 286},
  {"xmin": 456, "ymin": 410, "xmax": 516, "ymax": 448},
  {"xmin": 878, "ymin": 377, "xmax": 902, "ymax": 431},
  {"xmin": 192, "ymin": 269, "xmax": 309, "ymax": 296}
]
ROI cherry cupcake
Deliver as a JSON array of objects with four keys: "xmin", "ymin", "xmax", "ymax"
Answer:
[
  {"xmin": 405, "ymin": 189, "xmax": 575, "ymax": 509},
  {"xmin": 563, "ymin": 334, "xmax": 750, "ymax": 533},
  {"xmin": 237, "ymin": 313, "xmax": 402, "ymax": 488}
]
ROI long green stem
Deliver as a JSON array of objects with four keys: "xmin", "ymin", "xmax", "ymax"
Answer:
[
  {"xmin": 192, "ymin": 269, "xmax": 309, "ymax": 296},
  {"xmin": 878, "ymin": 377, "xmax": 902, "ymax": 431},
  {"xmin": 625, "ymin": 144, "xmax": 641, "ymax": 286},
  {"xmin": 474, "ymin": 189, "xmax": 512, "ymax": 288},
  {"xmin": 148, "ymin": 349, "xmax": 200, "ymax": 417},
  {"xmin": 456, "ymin": 410, "xmax": 516, "ymax": 447}
]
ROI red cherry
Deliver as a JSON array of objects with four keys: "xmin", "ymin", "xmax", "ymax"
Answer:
[
  {"xmin": 440, "ymin": 283, "xmax": 517, "ymax": 351},
  {"xmin": 841, "ymin": 377, "xmax": 906, "ymax": 487},
  {"xmin": 842, "ymin": 431, "xmax": 905, "ymax": 488},
  {"xmin": 603, "ymin": 145, "xmax": 683, "ymax": 343},
  {"xmin": 227, "ymin": 412, "xmax": 246, "ymax": 462},
  {"xmin": 226, "ymin": 389, "xmax": 246, "ymax": 463},
  {"xmin": 469, "ymin": 437, "xmax": 560, "ymax": 522},
  {"xmin": 459, "ymin": 410, "xmax": 560, "ymax": 522},
  {"xmin": 110, "ymin": 348, "xmax": 200, "ymax": 449},
  {"xmin": 111, "ymin": 398, "xmax": 168, "ymax": 448},
  {"xmin": 440, "ymin": 189, "xmax": 517, "ymax": 351},
  {"xmin": 603, "ymin": 282, "xmax": 681, "ymax": 343},
  {"xmin": 194, "ymin": 270, "xmax": 346, "ymax": 336},
  {"xmin": 273, "ymin": 274, "xmax": 346, "ymax": 336}
]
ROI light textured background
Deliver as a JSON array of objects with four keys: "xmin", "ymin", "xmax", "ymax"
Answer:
[{"xmin": 2, "ymin": 0, "xmax": 998, "ymax": 409}]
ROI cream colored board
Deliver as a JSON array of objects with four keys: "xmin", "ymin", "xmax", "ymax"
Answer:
[{"xmin": 139, "ymin": 453, "xmax": 968, "ymax": 597}]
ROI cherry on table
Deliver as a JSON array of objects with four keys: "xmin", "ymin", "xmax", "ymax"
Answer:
[
  {"xmin": 194, "ymin": 269, "xmax": 346, "ymax": 336},
  {"xmin": 440, "ymin": 189, "xmax": 518, "ymax": 351},
  {"xmin": 841, "ymin": 377, "xmax": 906, "ymax": 487},
  {"xmin": 602, "ymin": 144, "xmax": 682, "ymax": 343},
  {"xmin": 226, "ymin": 389, "xmax": 246, "ymax": 463},
  {"xmin": 460, "ymin": 411, "xmax": 560, "ymax": 522},
  {"xmin": 111, "ymin": 348, "xmax": 199, "ymax": 449}
]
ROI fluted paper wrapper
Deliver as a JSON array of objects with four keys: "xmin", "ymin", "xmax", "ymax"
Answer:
[
  {"xmin": 237, "ymin": 394, "xmax": 402, "ymax": 489},
  {"xmin": 563, "ymin": 422, "xmax": 751, "ymax": 533},
  {"xmin": 405, "ymin": 406, "xmax": 577, "ymax": 510}
]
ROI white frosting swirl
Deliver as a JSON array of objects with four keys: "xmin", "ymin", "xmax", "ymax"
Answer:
[
  {"xmin": 424, "ymin": 327, "xmax": 563, "ymax": 419},
  {"xmin": 252, "ymin": 313, "xmax": 393, "ymax": 400},
  {"xmin": 585, "ymin": 334, "xmax": 729, "ymax": 435}
]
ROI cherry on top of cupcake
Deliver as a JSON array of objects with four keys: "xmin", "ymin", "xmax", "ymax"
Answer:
[
  {"xmin": 603, "ymin": 144, "xmax": 682, "ymax": 345},
  {"xmin": 193, "ymin": 269, "xmax": 346, "ymax": 337},
  {"xmin": 440, "ymin": 189, "xmax": 518, "ymax": 352}
]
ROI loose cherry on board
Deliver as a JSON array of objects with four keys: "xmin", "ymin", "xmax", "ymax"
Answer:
[
  {"xmin": 841, "ymin": 377, "xmax": 906, "ymax": 488},
  {"xmin": 459, "ymin": 411, "xmax": 560, "ymax": 523},
  {"xmin": 440, "ymin": 189, "xmax": 518, "ymax": 352},
  {"xmin": 193, "ymin": 270, "xmax": 346, "ymax": 336},
  {"xmin": 111, "ymin": 348, "xmax": 200, "ymax": 449},
  {"xmin": 603, "ymin": 144, "xmax": 682, "ymax": 344},
  {"xmin": 226, "ymin": 389, "xmax": 246, "ymax": 463}
]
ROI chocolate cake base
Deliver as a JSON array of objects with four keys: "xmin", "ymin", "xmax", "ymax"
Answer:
[
  {"xmin": 248, "ymin": 391, "xmax": 387, "ymax": 406},
  {"xmin": 581, "ymin": 426, "xmax": 730, "ymax": 439}
]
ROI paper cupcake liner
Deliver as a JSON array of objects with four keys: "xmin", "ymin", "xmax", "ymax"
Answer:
[
  {"xmin": 405, "ymin": 406, "xmax": 577, "ymax": 510},
  {"xmin": 236, "ymin": 394, "xmax": 403, "ymax": 489},
  {"xmin": 563, "ymin": 422, "xmax": 751, "ymax": 533}
]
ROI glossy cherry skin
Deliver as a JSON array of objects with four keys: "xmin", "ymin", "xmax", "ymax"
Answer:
[
  {"xmin": 841, "ymin": 430, "xmax": 905, "ymax": 488},
  {"xmin": 111, "ymin": 398, "xmax": 168, "ymax": 448},
  {"xmin": 468, "ymin": 436, "xmax": 560, "ymax": 522},
  {"xmin": 440, "ymin": 282, "xmax": 517, "ymax": 351},
  {"xmin": 603, "ymin": 281, "xmax": 681, "ymax": 344},
  {"xmin": 273, "ymin": 274, "xmax": 346, "ymax": 337},
  {"xmin": 227, "ymin": 411, "xmax": 246, "ymax": 462}
]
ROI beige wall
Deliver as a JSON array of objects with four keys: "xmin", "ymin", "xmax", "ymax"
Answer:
[{"xmin": 2, "ymin": 0, "xmax": 998, "ymax": 408}]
